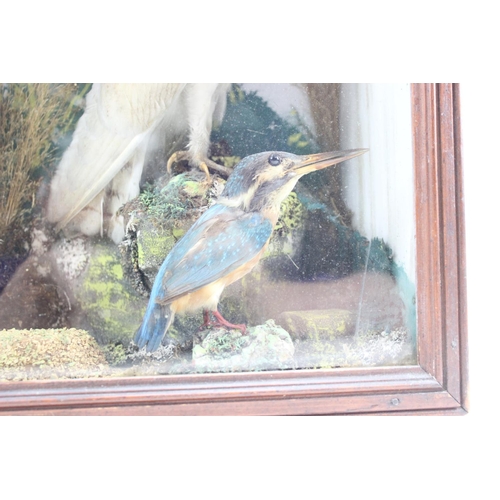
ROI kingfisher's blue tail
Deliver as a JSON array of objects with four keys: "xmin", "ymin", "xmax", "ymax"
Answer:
[{"xmin": 134, "ymin": 302, "xmax": 174, "ymax": 352}]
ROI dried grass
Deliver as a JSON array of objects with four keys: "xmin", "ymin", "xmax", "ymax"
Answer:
[{"xmin": 0, "ymin": 83, "xmax": 84, "ymax": 254}]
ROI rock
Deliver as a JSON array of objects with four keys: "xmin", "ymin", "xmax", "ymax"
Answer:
[
  {"xmin": 193, "ymin": 320, "xmax": 294, "ymax": 372},
  {"xmin": 0, "ymin": 255, "xmax": 70, "ymax": 330},
  {"xmin": 75, "ymin": 242, "xmax": 146, "ymax": 345},
  {"xmin": 0, "ymin": 327, "xmax": 108, "ymax": 380},
  {"xmin": 136, "ymin": 218, "xmax": 177, "ymax": 283},
  {"xmin": 0, "ymin": 234, "xmax": 147, "ymax": 347},
  {"xmin": 8, "ymin": 160, "xmax": 405, "ymax": 364},
  {"xmin": 276, "ymin": 308, "xmax": 355, "ymax": 341},
  {"xmin": 122, "ymin": 170, "xmax": 225, "ymax": 287},
  {"xmin": 0, "ymin": 254, "xmax": 27, "ymax": 294}
]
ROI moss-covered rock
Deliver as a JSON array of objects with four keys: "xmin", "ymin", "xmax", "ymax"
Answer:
[
  {"xmin": 122, "ymin": 170, "xmax": 225, "ymax": 287},
  {"xmin": 136, "ymin": 218, "xmax": 177, "ymax": 281},
  {"xmin": 37, "ymin": 155, "xmax": 403, "ymax": 371},
  {"xmin": 0, "ymin": 327, "xmax": 107, "ymax": 380},
  {"xmin": 193, "ymin": 320, "xmax": 294, "ymax": 372},
  {"xmin": 276, "ymin": 309, "xmax": 355, "ymax": 341},
  {"xmin": 76, "ymin": 242, "xmax": 146, "ymax": 345},
  {"xmin": 265, "ymin": 191, "xmax": 305, "ymax": 258}
]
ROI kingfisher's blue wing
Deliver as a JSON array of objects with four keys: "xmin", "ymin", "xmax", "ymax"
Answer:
[{"xmin": 154, "ymin": 203, "xmax": 273, "ymax": 305}]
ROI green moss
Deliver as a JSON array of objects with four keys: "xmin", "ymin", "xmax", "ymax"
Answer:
[
  {"xmin": 277, "ymin": 192, "xmax": 305, "ymax": 232},
  {"xmin": 137, "ymin": 229, "xmax": 176, "ymax": 271},
  {"xmin": 101, "ymin": 343, "xmax": 128, "ymax": 365},
  {"xmin": 172, "ymin": 227, "xmax": 186, "ymax": 239},
  {"xmin": 132, "ymin": 171, "xmax": 219, "ymax": 284},
  {"xmin": 111, "ymin": 264, "xmax": 123, "ymax": 280},
  {"xmin": 266, "ymin": 192, "xmax": 305, "ymax": 258},
  {"xmin": 202, "ymin": 330, "xmax": 250, "ymax": 359},
  {"xmin": 287, "ymin": 131, "xmax": 310, "ymax": 149},
  {"xmin": 77, "ymin": 243, "xmax": 146, "ymax": 345},
  {"xmin": 183, "ymin": 180, "xmax": 206, "ymax": 197},
  {"xmin": 193, "ymin": 320, "xmax": 295, "ymax": 372},
  {"xmin": 138, "ymin": 172, "xmax": 209, "ymax": 224}
]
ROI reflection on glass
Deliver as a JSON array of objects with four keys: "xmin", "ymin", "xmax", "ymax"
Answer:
[{"xmin": 0, "ymin": 83, "xmax": 416, "ymax": 380}]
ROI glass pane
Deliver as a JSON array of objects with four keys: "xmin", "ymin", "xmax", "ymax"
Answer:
[{"xmin": 0, "ymin": 83, "xmax": 417, "ymax": 380}]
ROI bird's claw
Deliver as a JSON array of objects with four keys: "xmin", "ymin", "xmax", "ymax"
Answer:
[
  {"xmin": 200, "ymin": 310, "xmax": 247, "ymax": 334},
  {"xmin": 200, "ymin": 158, "xmax": 232, "ymax": 178},
  {"xmin": 166, "ymin": 150, "xmax": 188, "ymax": 174},
  {"xmin": 166, "ymin": 151, "xmax": 232, "ymax": 180}
]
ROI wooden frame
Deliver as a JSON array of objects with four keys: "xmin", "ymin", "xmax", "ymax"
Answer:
[{"xmin": 0, "ymin": 83, "xmax": 468, "ymax": 416}]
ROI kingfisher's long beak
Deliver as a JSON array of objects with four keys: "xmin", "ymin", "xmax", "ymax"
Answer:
[{"xmin": 291, "ymin": 149, "xmax": 368, "ymax": 175}]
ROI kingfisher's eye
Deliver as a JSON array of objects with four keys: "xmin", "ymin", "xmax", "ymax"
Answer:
[{"xmin": 268, "ymin": 154, "xmax": 282, "ymax": 166}]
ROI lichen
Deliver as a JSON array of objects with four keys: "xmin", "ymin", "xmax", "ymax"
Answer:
[
  {"xmin": 201, "ymin": 329, "xmax": 250, "ymax": 359},
  {"xmin": 193, "ymin": 320, "xmax": 295, "ymax": 373},
  {"xmin": 101, "ymin": 343, "xmax": 128, "ymax": 365},
  {"xmin": 137, "ymin": 224, "xmax": 176, "ymax": 275},
  {"xmin": 124, "ymin": 170, "xmax": 225, "ymax": 290},
  {"xmin": 77, "ymin": 243, "xmax": 146, "ymax": 345},
  {"xmin": 266, "ymin": 192, "xmax": 305, "ymax": 258},
  {"xmin": 137, "ymin": 171, "xmax": 210, "ymax": 227},
  {"xmin": 55, "ymin": 237, "xmax": 90, "ymax": 280}
]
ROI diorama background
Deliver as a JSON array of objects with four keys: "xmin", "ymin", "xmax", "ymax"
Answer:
[{"xmin": 0, "ymin": 83, "xmax": 417, "ymax": 377}]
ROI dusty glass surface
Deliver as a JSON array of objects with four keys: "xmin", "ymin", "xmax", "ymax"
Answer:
[{"xmin": 0, "ymin": 83, "xmax": 416, "ymax": 380}]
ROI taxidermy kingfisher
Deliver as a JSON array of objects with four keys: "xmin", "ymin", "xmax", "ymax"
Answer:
[
  {"xmin": 134, "ymin": 148, "xmax": 367, "ymax": 352},
  {"xmin": 46, "ymin": 83, "xmax": 231, "ymax": 244}
]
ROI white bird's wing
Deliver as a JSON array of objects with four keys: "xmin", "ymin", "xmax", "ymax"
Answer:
[{"xmin": 46, "ymin": 83, "xmax": 186, "ymax": 229}]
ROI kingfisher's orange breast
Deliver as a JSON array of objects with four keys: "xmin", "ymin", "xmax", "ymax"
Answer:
[{"xmin": 170, "ymin": 244, "xmax": 268, "ymax": 315}]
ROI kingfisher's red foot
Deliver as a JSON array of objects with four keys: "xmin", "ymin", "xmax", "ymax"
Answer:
[{"xmin": 200, "ymin": 309, "xmax": 247, "ymax": 334}]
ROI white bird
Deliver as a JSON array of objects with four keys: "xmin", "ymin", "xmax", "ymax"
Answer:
[{"xmin": 46, "ymin": 83, "xmax": 231, "ymax": 243}]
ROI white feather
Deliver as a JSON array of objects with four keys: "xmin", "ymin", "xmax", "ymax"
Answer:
[{"xmin": 47, "ymin": 83, "xmax": 230, "ymax": 243}]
